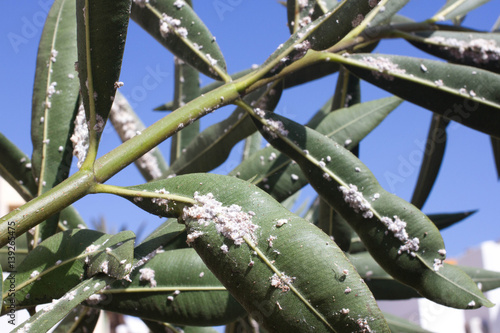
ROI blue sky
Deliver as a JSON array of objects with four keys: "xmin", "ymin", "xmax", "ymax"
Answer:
[{"xmin": 1, "ymin": 0, "xmax": 500, "ymax": 262}]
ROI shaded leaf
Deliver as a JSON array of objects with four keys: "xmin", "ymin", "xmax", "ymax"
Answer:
[
  {"xmin": 134, "ymin": 218, "xmax": 188, "ymax": 255},
  {"xmin": 0, "ymin": 233, "xmax": 28, "ymax": 273},
  {"xmin": 411, "ymin": 114, "xmax": 450, "ymax": 209},
  {"xmin": 166, "ymin": 81, "xmax": 283, "ymax": 176},
  {"xmin": 123, "ymin": 174, "xmax": 389, "ymax": 332},
  {"xmin": 0, "ymin": 133, "xmax": 37, "ymax": 201},
  {"xmin": 226, "ymin": 315, "xmax": 267, "ymax": 333},
  {"xmin": 242, "ymin": 132, "xmax": 262, "ymax": 162},
  {"xmin": 171, "ymin": 58, "xmax": 201, "ymax": 164},
  {"xmin": 94, "ymin": 249, "xmax": 246, "ymax": 326},
  {"xmin": 366, "ymin": 0, "xmax": 410, "ymax": 27},
  {"xmin": 12, "ymin": 276, "xmax": 112, "ymax": 333},
  {"xmin": 131, "ymin": 0, "xmax": 227, "ymax": 80},
  {"xmin": 230, "ymin": 96, "xmax": 402, "ymax": 202},
  {"xmin": 1, "ymin": 229, "xmax": 133, "ymax": 310},
  {"xmin": 491, "ymin": 136, "xmax": 500, "ymax": 179},
  {"xmin": 250, "ymin": 109, "xmax": 492, "ymax": 309},
  {"xmin": 428, "ymin": 210, "xmax": 477, "ymax": 230},
  {"xmin": 383, "ymin": 312, "xmax": 431, "ymax": 333},
  {"xmin": 76, "ymin": 0, "xmax": 132, "ymax": 144},
  {"xmin": 407, "ymin": 30, "xmax": 500, "ymax": 74},
  {"xmin": 434, "ymin": 0, "xmax": 492, "ymax": 22},
  {"xmin": 53, "ymin": 305, "xmax": 100, "ymax": 333},
  {"xmin": 350, "ymin": 251, "xmax": 500, "ymax": 300},
  {"xmin": 341, "ymin": 53, "xmax": 500, "ymax": 138},
  {"xmin": 110, "ymin": 92, "xmax": 169, "ymax": 181},
  {"xmin": 318, "ymin": 201, "xmax": 354, "ymax": 252}
]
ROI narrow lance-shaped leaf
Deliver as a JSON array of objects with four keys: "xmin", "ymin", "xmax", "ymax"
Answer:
[
  {"xmin": 1, "ymin": 229, "xmax": 134, "ymax": 311},
  {"xmin": 171, "ymin": 57, "xmax": 201, "ymax": 164},
  {"xmin": 339, "ymin": 53, "xmax": 500, "ymax": 138},
  {"xmin": 383, "ymin": 312, "xmax": 431, "ymax": 333},
  {"xmin": 0, "ymin": 133, "xmax": 38, "ymax": 201},
  {"xmin": 364, "ymin": 0, "xmax": 410, "ymax": 27},
  {"xmin": 76, "ymin": 0, "xmax": 132, "ymax": 159},
  {"xmin": 411, "ymin": 114, "xmax": 450, "ymax": 210},
  {"xmin": 230, "ymin": 96, "xmax": 402, "ymax": 202},
  {"xmin": 131, "ymin": 0, "xmax": 228, "ymax": 81},
  {"xmin": 109, "ymin": 92, "xmax": 168, "ymax": 181},
  {"xmin": 52, "ymin": 305, "xmax": 101, "ymax": 333},
  {"xmin": 428, "ymin": 210, "xmax": 477, "ymax": 230},
  {"xmin": 406, "ymin": 30, "xmax": 500, "ymax": 74},
  {"xmin": 118, "ymin": 174, "xmax": 390, "ymax": 332},
  {"xmin": 286, "ymin": 0, "xmax": 316, "ymax": 34},
  {"xmin": 91, "ymin": 248, "xmax": 246, "ymax": 326},
  {"xmin": 249, "ymin": 109, "xmax": 493, "ymax": 309},
  {"xmin": 134, "ymin": 218, "xmax": 188, "ymax": 254},
  {"xmin": 242, "ymin": 131, "xmax": 262, "ymax": 162},
  {"xmin": 349, "ymin": 251, "xmax": 500, "ymax": 300},
  {"xmin": 31, "ymin": 0, "xmax": 81, "ymax": 241},
  {"xmin": 11, "ymin": 276, "xmax": 112, "ymax": 333},
  {"xmin": 433, "ymin": 0, "xmax": 492, "ymax": 22},
  {"xmin": 318, "ymin": 67, "xmax": 360, "ymax": 251},
  {"xmin": 491, "ymin": 136, "xmax": 500, "ymax": 179},
  {"xmin": 166, "ymin": 81, "xmax": 283, "ymax": 176}
]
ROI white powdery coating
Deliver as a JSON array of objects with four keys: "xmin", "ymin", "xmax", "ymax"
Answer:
[
  {"xmin": 86, "ymin": 293, "xmax": 106, "ymax": 305},
  {"xmin": 468, "ymin": 300, "xmax": 476, "ymax": 307},
  {"xmin": 177, "ymin": 27, "xmax": 188, "ymax": 38},
  {"xmin": 151, "ymin": 188, "xmax": 170, "ymax": 209},
  {"xmin": 338, "ymin": 184, "xmax": 373, "ymax": 219},
  {"xmin": 30, "ymin": 270, "xmax": 40, "ymax": 279},
  {"xmin": 159, "ymin": 13, "xmax": 182, "ymax": 38},
  {"xmin": 362, "ymin": 56, "xmax": 406, "ymax": 80},
  {"xmin": 270, "ymin": 273, "xmax": 295, "ymax": 292},
  {"xmin": 380, "ymin": 216, "xmax": 420, "ymax": 255},
  {"xmin": 205, "ymin": 53, "xmax": 218, "ymax": 66},
  {"xmin": 220, "ymin": 244, "xmax": 229, "ymax": 253},
  {"xmin": 429, "ymin": 36, "xmax": 500, "ymax": 64},
  {"xmin": 110, "ymin": 96, "xmax": 162, "ymax": 179},
  {"xmin": 182, "ymin": 192, "xmax": 259, "ymax": 245},
  {"xmin": 70, "ymin": 104, "xmax": 89, "ymax": 168},
  {"xmin": 356, "ymin": 318, "xmax": 372, "ymax": 332},
  {"xmin": 276, "ymin": 219, "xmax": 288, "ymax": 227},
  {"xmin": 139, "ymin": 268, "xmax": 157, "ymax": 287},
  {"xmin": 133, "ymin": 0, "xmax": 149, "ymax": 8},
  {"xmin": 173, "ymin": 0, "xmax": 185, "ymax": 9},
  {"xmin": 433, "ymin": 258, "xmax": 444, "ymax": 271},
  {"xmin": 264, "ymin": 119, "xmax": 289, "ymax": 139}
]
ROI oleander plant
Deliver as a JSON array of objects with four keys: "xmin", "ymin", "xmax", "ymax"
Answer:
[{"xmin": 1, "ymin": 0, "xmax": 500, "ymax": 332}]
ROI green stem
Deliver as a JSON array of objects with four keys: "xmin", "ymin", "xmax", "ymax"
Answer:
[
  {"xmin": 93, "ymin": 184, "xmax": 197, "ymax": 205},
  {"xmin": 0, "ymin": 169, "xmax": 94, "ymax": 247}
]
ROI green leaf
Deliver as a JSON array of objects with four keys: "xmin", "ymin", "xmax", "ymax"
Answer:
[
  {"xmin": 123, "ymin": 174, "xmax": 389, "ymax": 332},
  {"xmin": 366, "ymin": 0, "xmax": 410, "ymax": 27},
  {"xmin": 12, "ymin": 276, "xmax": 112, "ymax": 333},
  {"xmin": 491, "ymin": 136, "xmax": 500, "ymax": 179},
  {"xmin": 242, "ymin": 132, "xmax": 263, "ymax": 162},
  {"xmin": 383, "ymin": 312, "xmax": 431, "ymax": 333},
  {"xmin": 93, "ymin": 248, "xmax": 246, "ymax": 326},
  {"xmin": 166, "ymin": 81, "xmax": 283, "ymax": 176},
  {"xmin": 130, "ymin": 0, "xmax": 227, "ymax": 81},
  {"xmin": 52, "ymin": 305, "xmax": 100, "ymax": 333},
  {"xmin": 230, "ymin": 96, "xmax": 401, "ymax": 202},
  {"xmin": 143, "ymin": 320, "xmax": 220, "ymax": 333},
  {"xmin": 171, "ymin": 58, "xmax": 201, "ymax": 164},
  {"xmin": 350, "ymin": 251, "xmax": 500, "ymax": 301},
  {"xmin": 286, "ymin": 0, "xmax": 317, "ymax": 35},
  {"xmin": 341, "ymin": 53, "xmax": 500, "ymax": 138},
  {"xmin": 31, "ymin": 0, "xmax": 79, "ymax": 193},
  {"xmin": 407, "ymin": 30, "xmax": 500, "ymax": 74},
  {"xmin": 428, "ymin": 210, "xmax": 477, "ymax": 230},
  {"xmin": 318, "ymin": 200, "xmax": 354, "ymax": 252},
  {"xmin": 84, "ymin": 230, "xmax": 135, "ymax": 280},
  {"xmin": 1, "ymin": 229, "xmax": 134, "ymax": 310},
  {"xmin": 109, "ymin": 92, "xmax": 169, "ymax": 181},
  {"xmin": 411, "ymin": 114, "xmax": 450, "ymax": 210},
  {"xmin": 434, "ymin": 0, "xmax": 492, "ymax": 22},
  {"xmin": 0, "ymin": 234, "xmax": 29, "ymax": 273},
  {"xmin": 30, "ymin": 0, "xmax": 81, "ymax": 240},
  {"xmin": 226, "ymin": 315, "xmax": 268, "ymax": 333},
  {"xmin": 249, "ymin": 109, "xmax": 493, "ymax": 309},
  {"xmin": 0, "ymin": 133, "xmax": 38, "ymax": 201},
  {"xmin": 76, "ymin": 0, "xmax": 132, "ymax": 148},
  {"xmin": 134, "ymin": 218, "xmax": 188, "ymax": 255}
]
